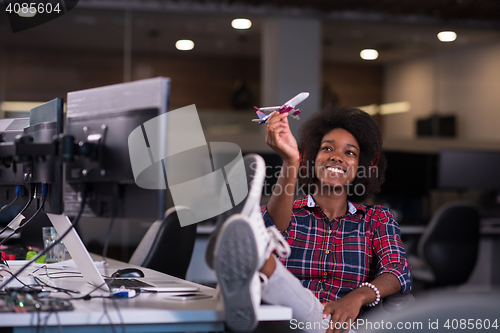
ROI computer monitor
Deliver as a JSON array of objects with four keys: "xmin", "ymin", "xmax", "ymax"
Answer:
[
  {"xmin": 24, "ymin": 98, "xmax": 65, "ymax": 214},
  {"xmin": 0, "ymin": 99, "xmax": 64, "ymax": 245},
  {"xmin": 0, "ymin": 118, "xmax": 30, "ymax": 205},
  {"xmin": 438, "ymin": 149, "xmax": 500, "ymax": 190},
  {"xmin": 377, "ymin": 151, "xmax": 438, "ymax": 225},
  {"xmin": 64, "ymin": 77, "xmax": 170, "ymax": 220}
]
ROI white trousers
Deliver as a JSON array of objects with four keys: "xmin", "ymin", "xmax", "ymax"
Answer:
[{"xmin": 261, "ymin": 256, "xmax": 336, "ymax": 333}]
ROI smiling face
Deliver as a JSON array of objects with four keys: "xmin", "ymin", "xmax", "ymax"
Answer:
[{"xmin": 314, "ymin": 128, "xmax": 360, "ymax": 192}]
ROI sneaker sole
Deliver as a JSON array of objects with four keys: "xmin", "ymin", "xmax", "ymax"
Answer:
[{"xmin": 215, "ymin": 217, "xmax": 258, "ymax": 332}]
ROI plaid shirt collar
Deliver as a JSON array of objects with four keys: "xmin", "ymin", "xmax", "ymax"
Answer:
[{"xmin": 294, "ymin": 194, "xmax": 366, "ymax": 217}]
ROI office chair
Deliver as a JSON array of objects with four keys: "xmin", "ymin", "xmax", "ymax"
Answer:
[
  {"xmin": 129, "ymin": 206, "xmax": 197, "ymax": 279},
  {"xmin": 410, "ymin": 201, "xmax": 480, "ymax": 287},
  {"xmin": 205, "ymin": 153, "xmax": 266, "ymax": 270}
]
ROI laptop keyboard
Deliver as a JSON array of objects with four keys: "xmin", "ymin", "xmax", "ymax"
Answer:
[{"xmin": 105, "ymin": 278, "xmax": 155, "ymax": 289}]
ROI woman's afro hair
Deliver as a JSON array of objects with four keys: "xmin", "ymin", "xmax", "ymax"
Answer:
[{"xmin": 297, "ymin": 105, "xmax": 387, "ymax": 202}]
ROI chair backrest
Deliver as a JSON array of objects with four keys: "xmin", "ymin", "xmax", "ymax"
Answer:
[
  {"xmin": 417, "ymin": 201, "xmax": 480, "ymax": 286},
  {"xmin": 204, "ymin": 153, "xmax": 266, "ymax": 269},
  {"xmin": 212, "ymin": 153, "xmax": 266, "ymax": 223},
  {"xmin": 129, "ymin": 206, "xmax": 197, "ymax": 279}
]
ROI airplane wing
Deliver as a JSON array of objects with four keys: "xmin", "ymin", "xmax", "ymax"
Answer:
[
  {"xmin": 255, "ymin": 106, "xmax": 280, "ymax": 113},
  {"xmin": 284, "ymin": 92, "xmax": 309, "ymax": 108}
]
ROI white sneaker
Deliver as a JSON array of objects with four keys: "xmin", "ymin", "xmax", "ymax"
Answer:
[
  {"xmin": 214, "ymin": 213, "xmax": 290, "ymax": 332},
  {"xmin": 210, "ymin": 153, "xmax": 291, "ymax": 332}
]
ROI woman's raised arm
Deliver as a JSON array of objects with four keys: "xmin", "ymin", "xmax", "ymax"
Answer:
[{"xmin": 265, "ymin": 112, "xmax": 300, "ymax": 233}]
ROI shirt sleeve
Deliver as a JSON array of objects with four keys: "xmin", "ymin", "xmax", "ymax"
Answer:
[
  {"xmin": 371, "ymin": 207, "xmax": 413, "ymax": 294},
  {"xmin": 261, "ymin": 204, "xmax": 290, "ymax": 238}
]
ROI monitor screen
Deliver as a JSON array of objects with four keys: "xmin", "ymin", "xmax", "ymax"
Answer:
[
  {"xmin": 382, "ymin": 151, "xmax": 437, "ymax": 196},
  {"xmin": 438, "ymin": 149, "xmax": 500, "ymax": 190},
  {"xmin": 64, "ymin": 77, "xmax": 170, "ymax": 220},
  {"xmin": 25, "ymin": 98, "xmax": 65, "ymax": 214},
  {"xmin": 0, "ymin": 118, "xmax": 29, "ymax": 205},
  {"xmin": 0, "ymin": 99, "xmax": 64, "ymax": 243},
  {"xmin": 378, "ymin": 151, "xmax": 438, "ymax": 225}
]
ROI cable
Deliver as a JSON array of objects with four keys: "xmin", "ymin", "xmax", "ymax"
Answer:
[
  {"xmin": 31, "ymin": 276, "xmax": 77, "ymax": 298},
  {"xmin": 0, "ymin": 184, "xmax": 48, "ymax": 247},
  {"xmin": 0, "ymin": 184, "xmax": 33, "ymax": 237},
  {"xmin": 0, "ymin": 185, "xmax": 23, "ymax": 213},
  {"xmin": 42, "ymin": 309, "xmax": 53, "ymax": 333},
  {"xmin": 35, "ymin": 300, "xmax": 41, "ymax": 333},
  {"xmin": 0, "ymin": 267, "xmax": 32, "ymax": 290},
  {"xmin": 54, "ymin": 310, "xmax": 63, "ymax": 333},
  {"xmin": 100, "ymin": 183, "xmax": 124, "ymax": 333},
  {"xmin": 0, "ymin": 184, "xmax": 88, "ymax": 291}
]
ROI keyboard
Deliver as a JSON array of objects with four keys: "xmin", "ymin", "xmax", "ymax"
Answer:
[{"xmin": 105, "ymin": 278, "xmax": 155, "ymax": 289}]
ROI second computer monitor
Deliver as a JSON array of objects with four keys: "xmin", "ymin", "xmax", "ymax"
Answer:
[{"xmin": 64, "ymin": 77, "xmax": 171, "ymax": 220}]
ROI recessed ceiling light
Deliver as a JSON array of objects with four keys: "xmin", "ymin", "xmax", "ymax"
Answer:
[
  {"xmin": 175, "ymin": 40, "xmax": 194, "ymax": 51},
  {"xmin": 437, "ymin": 31, "xmax": 457, "ymax": 42},
  {"xmin": 360, "ymin": 49, "xmax": 378, "ymax": 60},
  {"xmin": 231, "ymin": 18, "xmax": 252, "ymax": 30}
]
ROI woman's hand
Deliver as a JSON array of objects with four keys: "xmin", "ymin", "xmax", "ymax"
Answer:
[
  {"xmin": 322, "ymin": 274, "xmax": 402, "ymax": 333},
  {"xmin": 322, "ymin": 294, "xmax": 364, "ymax": 333},
  {"xmin": 265, "ymin": 112, "xmax": 300, "ymax": 165}
]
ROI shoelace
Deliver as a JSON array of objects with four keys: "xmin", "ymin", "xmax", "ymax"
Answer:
[
  {"xmin": 266, "ymin": 227, "xmax": 291, "ymax": 259},
  {"xmin": 258, "ymin": 272, "xmax": 269, "ymax": 288}
]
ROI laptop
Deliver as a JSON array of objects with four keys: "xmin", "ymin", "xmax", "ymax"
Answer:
[{"xmin": 46, "ymin": 213, "xmax": 199, "ymax": 293}]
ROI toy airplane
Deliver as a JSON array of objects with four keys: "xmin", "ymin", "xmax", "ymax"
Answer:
[{"xmin": 252, "ymin": 92, "xmax": 309, "ymax": 124}]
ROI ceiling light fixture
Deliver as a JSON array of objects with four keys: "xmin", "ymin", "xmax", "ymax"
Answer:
[
  {"xmin": 175, "ymin": 39, "xmax": 194, "ymax": 51},
  {"xmin": 360, "ymin": 49, "xmax": 378, "ymax": 60},
  {"xmin": 437, "ymin": 31, "xmax": 457, "ymax": 42},
  {"xmin": 231, "ymin": 18, "xmax": 252, "ymax": 30}
]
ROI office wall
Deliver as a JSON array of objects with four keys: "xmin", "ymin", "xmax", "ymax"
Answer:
[
  {"xmin": 383, "ymin": 39, "xmax": 500, "ymax": 142},
  {"xmin": 0, "ymin": 47, "xmax": 261, "ymax": 111},
  {"xmin": 1, "ymin": 48, "xmax": 123, "ymax": 102},
  {"xmin": 1, "ymin": 47, "xmax": 383, "ymax": 113},
  {"xmin": 323, "ymin": 62, "xmax": 383, "ymax": 108}
]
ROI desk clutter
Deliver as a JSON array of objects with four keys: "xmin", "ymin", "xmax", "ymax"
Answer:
[
  {"xmin": 0, "ymin": 79, "xmax": 292, "ymax": 331},
  {"xmin": 0, "ymin": 245, "xmax": 37, "ymax": 261},
  {"xmin": 0, "ymin": 289, "xmax": 73, "ymax": 313}
]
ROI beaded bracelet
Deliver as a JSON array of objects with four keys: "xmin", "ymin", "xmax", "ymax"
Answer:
[{"xmin": 359, "ymin": 282, "xmax": 381, "ymax": 307}]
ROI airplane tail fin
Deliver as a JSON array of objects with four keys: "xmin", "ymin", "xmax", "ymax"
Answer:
[
  {"xmin": 256, "ymin": 111, "xmax": 267, "ymax": 119},
  {"xmin": 291, "ymin": 109, "xmax": 301, "ymax": 120}
]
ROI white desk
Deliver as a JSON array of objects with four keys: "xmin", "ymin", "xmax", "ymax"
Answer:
[{"xmin": 0, "ymin": 255, "xmax": 292, "ymax": 333}]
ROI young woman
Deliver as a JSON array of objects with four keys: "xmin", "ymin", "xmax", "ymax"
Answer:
[
  {"xmin": 260, "ymin": 106, "xmax": 412, "ymax": 332},
  {"xmin": 212, "ymin": 106, "xmax": 412, "ymax": 333}
]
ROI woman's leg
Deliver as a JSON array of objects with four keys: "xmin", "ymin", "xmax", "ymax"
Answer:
[{"xmin": 260, "ymin": 256, "xmax": 330, "ymax": 333}]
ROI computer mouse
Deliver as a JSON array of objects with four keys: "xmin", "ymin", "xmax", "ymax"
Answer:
[{"xmin": 111, "ymin": 268, "xmax": 145, "ymax": 278}]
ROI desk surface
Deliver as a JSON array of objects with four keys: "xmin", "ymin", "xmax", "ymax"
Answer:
[{"xmin": 0, "ymin": 254, "xmax": 292, "ymax": 333}]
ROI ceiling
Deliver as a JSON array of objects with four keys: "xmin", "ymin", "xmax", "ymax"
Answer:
[
  {"xmin": 234, "ymin": 0, "xmax": 500, "ymax": 22},
  {"xmin": 1, "ymin": 0, "xmax": 500, "ymax": 64}
]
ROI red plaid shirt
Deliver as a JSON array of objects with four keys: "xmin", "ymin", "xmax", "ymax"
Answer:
[{"xmin": 262, "ymin": 195, "xmax": 412, "ymax": 303}]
